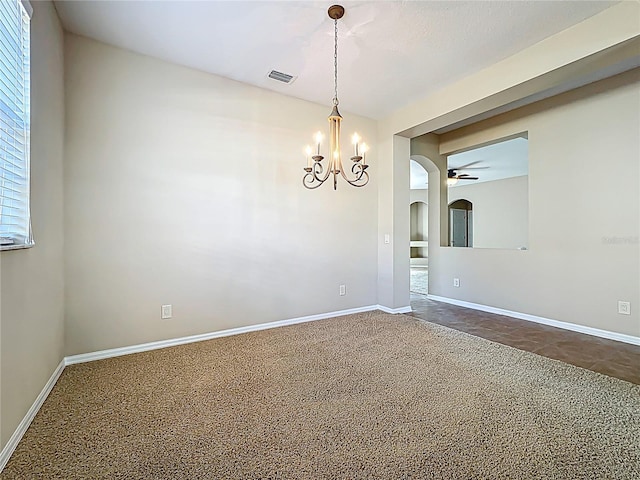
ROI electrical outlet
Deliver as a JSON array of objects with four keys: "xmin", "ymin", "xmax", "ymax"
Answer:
[
  {"xmin": 339, "ymin": 284, "xmax": 346, "ymax": 296},
  {"xmin": 384, "ymin": 234, "xmax": 390, "ymax": 244},
  {"xmin": 453, "ymin": 278, "xmax": 460, "ymax": 287},
  {"xmin": 161, "ymin": 304, "xmax": 172, "ymax": 319},
  {"xmin": 618, "ymin": 301, "xmax": 631, "ymax": 315}
]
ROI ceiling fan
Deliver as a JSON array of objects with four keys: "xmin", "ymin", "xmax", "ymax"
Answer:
[
  {"xmin": 447, "ymin": 161, "xmax": 487, "ymax": 185},
  {"xmin": 447, "ymin": 169, "xmax": 478, "ymax": 186},
  {"xmin": 448, "ymin": 169, "xmax": 479, "ymax": 181}
]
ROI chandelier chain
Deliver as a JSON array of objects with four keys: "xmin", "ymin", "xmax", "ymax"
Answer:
[{"xmin": 333, "ymin": 17, "xmax": 338, "ymax": 106}]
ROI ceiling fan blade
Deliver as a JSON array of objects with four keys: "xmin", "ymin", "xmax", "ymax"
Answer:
[
  {"xmin": 454, "ymin": 160, "xmax": 484, "ymax": 169},
  {"xmin": 457, "ymin": 166, "xmax": 490, "ymax": 170},
  {"xmin": 458, "ymin": 176, "xmax": 479, "ymax": 180}
]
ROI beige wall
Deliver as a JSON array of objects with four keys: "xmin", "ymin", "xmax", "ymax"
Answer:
[
  {"xmin": 435, "ymin": 70, "xmax": 640, "ymax": 336},
  {"xmin": 449, "ymin": 176, "xmax": 529, "ymax": 249},
  {"xmin": 376, "ymin": 135, "xmax": 410, "ymax": 309},
  {"xmin": 0, "ymin": 1, "xmax": 65, "ymax": 448},
  {"xmin": 378, "ymin": 3, "xmax": 639, "ymax": 337},
  {"xmin": 410, "ymin": 189, "xmax": 428, "ymax": 206},
  {"xmin": 409, "ymin": 202, "xmax": 428, "ymax": 242},
  {"xmin": 63, "ymin": 34, "xmax": 378, "ymax": 355}
]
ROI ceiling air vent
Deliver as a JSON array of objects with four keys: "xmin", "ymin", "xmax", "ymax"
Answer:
[{"xmin": 267, "ymin": 70, "xmax": 296, "ymax": 84}]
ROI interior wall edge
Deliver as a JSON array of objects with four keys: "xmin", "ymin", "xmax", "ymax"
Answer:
[{"xmin": 0, "ymin": 360, "xmax": 65, "ymax": 473}]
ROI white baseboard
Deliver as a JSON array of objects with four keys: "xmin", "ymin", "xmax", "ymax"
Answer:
[
  {"xmin": 428, "ymin": 295, "xmax": 640, "ymax": 346},
  {"xmin": 377, "ymin": 305, "xmax": 413, "ymax": 314},
  {"xmin": 0, "ymin": 360, "xmax": 65, "ymax": 472},
  {"xmin": 65, "ymin": 305, "xmax": 387, "ymax": 366}
]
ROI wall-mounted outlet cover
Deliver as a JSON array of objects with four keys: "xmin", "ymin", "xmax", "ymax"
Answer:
[
  {"xmin": 453, "ymin": 278, "xmax": 460, "ymax": 287},
  {"xmin": 618, "ymin": 301, "xmax": 631, "ymax": 315},
  {"xmin": 161, "ymin": 304, "xmax": 172, "ymax": 319},
  {"xmin": 339, "ymin": 285, "xmax": 346, "ymax": 296}
]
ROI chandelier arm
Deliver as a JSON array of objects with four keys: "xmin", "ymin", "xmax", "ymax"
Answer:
[
  {"xmin": 342, "ymin": 171, "xmax": 370, "ymax": 188},
  {"xmin": 313, "ymin": 159, "xmax": 331, "ymax": 183},
  {"xmin": 337, "ymin": 161, "xmax": 369, "ymax": 187},
  {"xmin": 312, "ymin": 160, "xmax": 324, "ymax": 178},
  {"xmin": 302, "ymin": 172, "xmax": 325, "ymax": 189},
  {"xmin": 302, "ymin": 159, "xmax": 333, "ymax": 189},
  {"xmin": 348, "ymin": 161, "xmax": 366, "ymax": 179}
]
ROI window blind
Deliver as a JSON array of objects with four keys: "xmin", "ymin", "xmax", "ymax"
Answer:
[{"xmin": 0, "ymin": 0, "xmax": 32, "ymax": 249}]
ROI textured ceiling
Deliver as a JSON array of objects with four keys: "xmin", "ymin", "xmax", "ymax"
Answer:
[{"xmin": 54, "ymin": 1, "xmax": 618, "ymax": 119}]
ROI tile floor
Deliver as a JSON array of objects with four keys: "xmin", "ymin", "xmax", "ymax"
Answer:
[{"xmin": 408, "ymin": 292, "xmax": 640, "ymax": 385}]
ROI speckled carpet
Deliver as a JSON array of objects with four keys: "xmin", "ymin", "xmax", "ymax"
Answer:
[{"xmin": 3, "ymin": 311, "xmax": 639, "ymax": 479}]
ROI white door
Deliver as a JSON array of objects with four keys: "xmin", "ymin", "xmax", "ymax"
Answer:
[{"xmin": 450, "ymin": 208, "xmax": 468, "ymax": 247}]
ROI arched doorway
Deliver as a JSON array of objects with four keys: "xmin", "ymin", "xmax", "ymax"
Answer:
[
  {"xmin": 409, "ymin": 157, "xmax": 436, "ymax": 296},
  {"xmin": 448, "ymin": 199, "xmax": 473, "ymax": 247}
]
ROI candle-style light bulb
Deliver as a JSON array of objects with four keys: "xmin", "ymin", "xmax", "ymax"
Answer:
[
  {"xmin": 352, "ymin": 133, "xmax": 361, "ymax": 156},
  {"xmin": 314, "ymin": 131, "xmax": 323, "ymax": 156},
  {"xmin": 361, "ymin": 143, "xmax": 368, "ymax": 165},
  {"xmin": 305, "ymin": 145, "xmax": 313, "ymax": 167}
]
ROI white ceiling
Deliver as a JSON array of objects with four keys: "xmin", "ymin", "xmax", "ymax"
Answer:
[
  {"xmin": 410, "ymin": 136, "xmax": 528, "ymax": 190},
  {"xmin": 448, "ymin": 136, "xmax": 528, "ymax": 183},
  {"xmin": 54, "ymin": 0, "xmax": 618, "ymax": 120}
]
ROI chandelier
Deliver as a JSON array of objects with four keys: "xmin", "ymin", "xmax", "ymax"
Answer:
[{"xmin": 302, "ymin": 5, "xmax": 370, "ymax": 190}]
